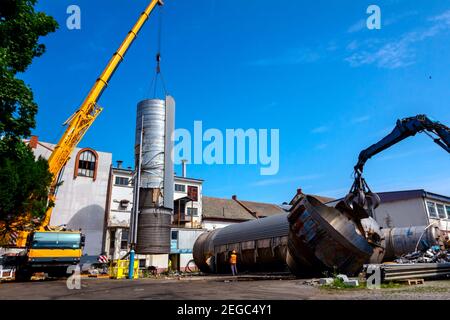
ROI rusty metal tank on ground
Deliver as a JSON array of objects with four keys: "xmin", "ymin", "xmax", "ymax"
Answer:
[
  {"xmin": 193, "ymin": 214, "xmax": 289, "ymax": 273},
  {"xmin": 193, "ymin": 195, "xmax": 382, "ymax": 276},
  {"xmin": 382, "ymin": 225, "xmax": 443, "ymax": 261},
  {"xmin": 287, "ymin": 195, "xmax": 377, "ymax": 276}
]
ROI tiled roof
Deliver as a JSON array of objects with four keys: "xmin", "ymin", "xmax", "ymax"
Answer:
[
  {"xmin": 238, "ymin": 200, "xmax": 286, "ymax": 218},
  {"xmin": 289, "ymin": 193, "xmax": 335, "ymax": 206},
  {"xmin": 202, "ymin": 196, "xmax": 255, "ymax": 221}
]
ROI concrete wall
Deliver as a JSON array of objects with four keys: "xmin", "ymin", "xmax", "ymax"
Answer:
[
  {"xmin": 180, "ymin": 253, "xmax": 195, "ymax": 271},
  {"xmin": 178, "ymin": 228, "xmax": 205, "ymax": 250},
  {"xmin": 146, "ymin": 254, "xmax": 168, "ymax": 272},
  {"xmin": 33, "ymin": 142, "xmax": 112, "ymax": 256},
  {"xmin": 202, "ymin": 220, "xmax": 236, "ymax": 231},
  {"xmin": 108, "ymin": 171, "xmax": 133, "ymax": 227},
  {"xmin": 374, "ymin": 198, "xmax": 429, "ymax": 228}
]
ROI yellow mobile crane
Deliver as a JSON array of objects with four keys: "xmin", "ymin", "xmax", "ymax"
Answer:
[{"xmin": 1, "ymin": 0, "xmax": 163, "ymax": 280}]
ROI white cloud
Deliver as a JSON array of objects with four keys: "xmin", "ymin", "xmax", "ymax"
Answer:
[
  {"xmin": 351, "ymin": 115, "xmax": 371, "ymax": 124},
  {"xmin": 314, "ymin": 187, "xmax": 349, "ymax": 198},
  {"xmin": 348, "ymin": 11, "xmax": 418, "ymax": 34},
  {"xmin": 250, "ymin": 174, "xmax": 323, "ymax": 187},
  {"xmin": 346, "ymin": 40, "xmax": 359, "ymax": 51},
  {"xmin": 345, "ymin": 10, "xmax": 450, "ymax": 69},
  {"xmin": 311, "ymin": 126, "xmax": 329, "ymax": 134},
  {"xmin": 347, "ymin": 19, "xmax": 366, "ymax": 33},
  {"xmin": 315, "ymin": 143, "xmax": 328, "ymax": 150}
]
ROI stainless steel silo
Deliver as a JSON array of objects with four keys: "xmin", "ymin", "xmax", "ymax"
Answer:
[
  {"xmin": 133, "ymin": 97, "xmax": 175, "ymax": 254},
  {"xmin": 382, "ymin": 225, "xmax": 443, "ymax": 261}
]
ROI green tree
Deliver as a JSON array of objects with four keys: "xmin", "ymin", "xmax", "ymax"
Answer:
[{"xmin": 0, "ymin": 0, "xmax": 58, "ymax": 230}]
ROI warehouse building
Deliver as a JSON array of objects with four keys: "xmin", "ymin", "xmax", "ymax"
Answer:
[{"xmin": 371, "ymin": 190, "xmax": 450, "ymax": 235}]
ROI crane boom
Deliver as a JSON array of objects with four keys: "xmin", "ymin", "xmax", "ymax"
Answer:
[
  {"xmin": 344, "ymin": 114, "xmax": 450, "ymax": 219},
  {"xmin": 40, "ymin": 0, "xmax": 163, "ymax": 229}
]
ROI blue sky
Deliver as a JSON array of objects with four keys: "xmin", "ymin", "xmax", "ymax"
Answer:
[{"xmin": 24, "ymin": 0, "xmax": 450, "ymax": 203}]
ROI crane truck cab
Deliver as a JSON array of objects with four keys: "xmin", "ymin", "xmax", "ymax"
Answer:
[{"xmin": 15, "ymin": 230, "xmax": 84, "ymax": 281}]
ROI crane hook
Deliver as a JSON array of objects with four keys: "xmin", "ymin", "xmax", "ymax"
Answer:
[{"xmin": 156, "ymin": 53, "xmax": 161, "ymax": 74}]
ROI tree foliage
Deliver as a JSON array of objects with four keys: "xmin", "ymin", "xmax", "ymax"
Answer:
[{"xmin": 0, "ymin": 0, "xmax": 58, "ymax": 228}]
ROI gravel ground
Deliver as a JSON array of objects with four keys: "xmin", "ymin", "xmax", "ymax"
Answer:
[{"xmin": 1, "ymin": 276, "xmax": 450, "ymax": 300}]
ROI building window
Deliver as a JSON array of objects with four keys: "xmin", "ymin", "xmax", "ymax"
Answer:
[
  {"xmin": 74, "ymin": 148, "xmax": 98, "ymax": 180},
  {"xmin": 171, "ymin": 230, "xmax": 178, "ymax": 240},
  {"xmin": 427, "ymin": 201, "xmax": 438, "ymax": 218},
  {"xmin": 187, "ymin": 186, "xmax": 198, "ymax": 201},
  {"xmin": 115, "ymin": 176, "xmax": 129, "ymax": 186},
  {"xmin": 186, "ymin": 207, "xmax": 198, "ymax": 216},
  {"xmin": 121, "ymin": 229, "xmax": 129, "ymax": 250},
  {"xmin": 175, "ymin": 184, "xmax": 185, "ymax": 192},
  {"xmin": 446, "ymin": 206, "xmax": 450, "ymax": 219},
  {"xmin": 436, "ymin": 204, "xmax": 447, "ymax": 219}
]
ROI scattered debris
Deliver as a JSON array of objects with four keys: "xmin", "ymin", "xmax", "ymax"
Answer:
[
  {"xmin": 319, "ymin": 278, "xmax": 334, "ymax": 285},
  {"xmin": 319, "ymin": 275, "xmax": 361, "ymax": 289},
  {"xmin": 344, "ymin": 279, "xmax": 359, "ymax": 287},
  {"xmin": 395, "ymin": 247, "xmax": 450, "ymax": 264}
]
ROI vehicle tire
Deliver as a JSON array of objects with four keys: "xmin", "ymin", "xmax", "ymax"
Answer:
[
  {"xmin": 15, "ymin": 269, "xmax": 32, "ymax": 282},
  {"xmin": 47, "ymin": 268, "xmax": 68, "ymax": 279}
]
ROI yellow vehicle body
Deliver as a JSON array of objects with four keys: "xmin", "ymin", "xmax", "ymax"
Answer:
[{"xmin": 28, "ymin": 248, "xmax": 82, "ymax": 259}]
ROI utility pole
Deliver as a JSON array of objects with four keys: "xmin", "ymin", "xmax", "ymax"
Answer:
[{"xmin": 129, "ymin": 116, "xmax": 144, "ymax": 279}]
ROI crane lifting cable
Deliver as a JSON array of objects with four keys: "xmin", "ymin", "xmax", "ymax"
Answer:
[{"xmin": 147, "ymin": 5, "xmax": 168, "ymax": 98}]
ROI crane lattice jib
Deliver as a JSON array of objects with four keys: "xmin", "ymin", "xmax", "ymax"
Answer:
[{"xmin": 42, "ymin": 0, "xmax": 163, "ymax": 228}]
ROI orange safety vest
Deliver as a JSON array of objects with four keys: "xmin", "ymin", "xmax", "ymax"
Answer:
[{"xmin": 230, "ymin": 253, "xmax": 237, "ymax": 265}]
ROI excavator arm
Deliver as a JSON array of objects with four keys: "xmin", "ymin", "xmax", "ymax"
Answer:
[
  {"xmin": 344, "ymin": 114, "xmax": 450, "ymax": 218},
  {"xmin": 355, "ymin": 114, "xmax": 450, "ymax": 173}
]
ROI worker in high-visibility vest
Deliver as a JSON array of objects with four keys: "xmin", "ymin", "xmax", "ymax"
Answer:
[{"xmin": 230, "ymin": 250, "xmax": 238, "ymax": 276}]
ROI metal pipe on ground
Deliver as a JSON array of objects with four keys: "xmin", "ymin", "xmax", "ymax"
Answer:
[
  {"xmin": 193, "ymin": 195, "xmax": 385, "ymax": 277},
  {"xmin": 382, "ymin": 225, "xmax": 444, "ymax": 261},
  {"xmin": 364, "ymin": 263, "xmax": 450, "ymax": 281}
]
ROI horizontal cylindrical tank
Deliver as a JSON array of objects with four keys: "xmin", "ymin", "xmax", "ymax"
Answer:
[
  {"xmin": 193, "ymin": 195, "xmax": 383, "ymax": 277},
  {"xmin": 136, "ymin": 207, "xmax": 172, "ymax": 254},
  {"xmin": 136, "ymin": 99, "xmax": 166, "ymax": 190},
  {"xmin": 193, "ymin": 214, "xmax": 289, "ymax": 274},
  {"xmin": 382, "ymin": 225, "xmax": 443, "ymax": 261}
]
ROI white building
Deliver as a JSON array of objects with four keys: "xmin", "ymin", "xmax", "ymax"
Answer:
[
  {"xmin": 27, "ymin": 136, "xmax": 112, "ymax": 256},
  {"xmin": 103, "ymin": 163, "xmax": 205, "ymax": 272},
  {"xmin": 371, "ymin": 190, "xmax": 450, "ymax": 236}
]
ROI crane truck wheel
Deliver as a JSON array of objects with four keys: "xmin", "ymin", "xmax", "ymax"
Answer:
[{"xmin": 15, "ymin": 269, "xmax": 32, "ymax": 282}]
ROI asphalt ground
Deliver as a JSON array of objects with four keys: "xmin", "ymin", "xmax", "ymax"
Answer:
[{"xmin": 1, "ymin": 275, "xmax": 450, "ymax": 300}]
